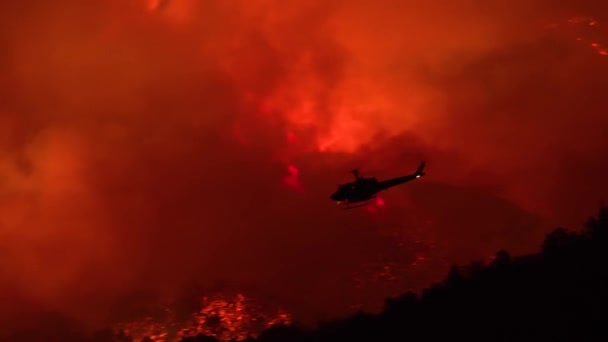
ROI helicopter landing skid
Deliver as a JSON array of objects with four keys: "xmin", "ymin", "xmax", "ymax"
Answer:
[{"xmin": 340, "ymin": 202, "xmax": 370, "ymax": 210}]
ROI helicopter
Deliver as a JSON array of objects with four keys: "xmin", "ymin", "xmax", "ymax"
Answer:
[{"xmin": 330, "ymin": 161, "xmax": 426, "ymax": 209}]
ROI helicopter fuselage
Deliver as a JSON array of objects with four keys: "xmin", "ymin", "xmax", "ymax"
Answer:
[
  {"xmin": 330, "ymin": 177, "xmax": 379, "ymax": 203},
  {"xmin": 330, "ymin": 161, "xmax": 426, "ymax": 206}
]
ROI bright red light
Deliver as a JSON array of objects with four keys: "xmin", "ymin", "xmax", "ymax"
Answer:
[
  {"xmin": 282, "ymin": 164, "xmax": 303, "ymax": 191},
  {"xmin": 287, "ymin": 165, "xmax": 299, "ymax": 176}
]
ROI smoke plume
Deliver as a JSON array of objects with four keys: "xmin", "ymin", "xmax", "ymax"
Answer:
[{"xmin": 1, "ymin": 0, "xmax": 608, "ymax": 335}]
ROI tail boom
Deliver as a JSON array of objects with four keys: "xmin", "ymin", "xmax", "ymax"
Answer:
[{"xmin": 375, "ymin": 161, "xmax": 425, "ymax": 191}]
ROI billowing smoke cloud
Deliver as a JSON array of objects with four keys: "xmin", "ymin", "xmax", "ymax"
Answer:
[{"xmin": 1, "ymin": 0, "xmax": 608, "ymax": 336}]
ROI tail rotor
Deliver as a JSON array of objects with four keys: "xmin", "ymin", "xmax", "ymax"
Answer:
[{"xmin": 415, "ymin": 161, "xmax": 426, "ymax": 178}]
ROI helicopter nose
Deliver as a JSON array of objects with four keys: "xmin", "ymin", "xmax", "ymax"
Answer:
[{"xmin": 330, "ymin": 193, "xmax": 339, "ymax": 201}]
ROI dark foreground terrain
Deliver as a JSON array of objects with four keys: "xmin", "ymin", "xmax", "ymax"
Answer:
[
  {"xmin": 182, "ymin": 205, "xmax": 608, "ymax": 342},
  {"xmin": 6, "ymin": 205, "xmax": 608, "ymax": 342}
]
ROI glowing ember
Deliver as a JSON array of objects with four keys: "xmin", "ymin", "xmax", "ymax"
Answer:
[
  {"xmin": 179, "ymin": 294, "xmax": 291, "ymax": 341},
  {"xmin": 352, "ymin": 224, "xmax": 437, "ymax": 292},
  {"xmin": 114, "ymin": 293, "xmax": 292, "ymax": 342},
  {"xmin": 115, "ymin": 317, "xmax": 172, "ymax": 342},
  {"xmin": 549, "ymin": 16, "xmax": 608, "ymax": 58}
]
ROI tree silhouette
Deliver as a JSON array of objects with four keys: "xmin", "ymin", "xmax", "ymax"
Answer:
[{"xmin": 26, "ymin": 205, "xmax": 608, "ymax": 342}]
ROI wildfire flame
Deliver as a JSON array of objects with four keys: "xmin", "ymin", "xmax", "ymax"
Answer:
[
  {"xmin": 0, "ymin": 0, "xmax": 608, "ymax": 342},
  {"xmin": 114, "ymin": 293, "xmax": 292, "ymax": 342}
]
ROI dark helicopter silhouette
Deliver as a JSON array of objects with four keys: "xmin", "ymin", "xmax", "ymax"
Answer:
[{"xmin": 330, "ymin": 161, "xmax": 426, "ymax": 209}]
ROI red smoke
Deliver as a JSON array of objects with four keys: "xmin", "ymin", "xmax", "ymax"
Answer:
[{"xmin": 1, "ymin": 0, "xmax": 608, "ymax": 338}]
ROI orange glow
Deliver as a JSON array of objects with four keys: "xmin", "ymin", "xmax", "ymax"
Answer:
[
  {"xmin": 2, "ymin": 0, "xmax": 608, "ymax": 338},
  {"xmin": 114, "ymin": 293, "xmax": 291, "ymax": 342},
  {"xmin": 145, "ymin": 0, "xmax": 162, "ymax": 11}
]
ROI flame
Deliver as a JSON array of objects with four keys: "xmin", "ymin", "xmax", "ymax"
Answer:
[
  {"xmin": 5, "ymin": 1, "xmax": 606, "ymax": 337},
  {"xmin": 115, "ymin": 317, "xmax": 172, "ymax": 342},
  {"xmin": 246, "ymin": 12, "xmax": 608, "ymax": 157},
  {"xmin": 256, "ymin": 77, "xmax": 421, "ymax": 154},
  {"xmin": 114, "ymin": 293, "xmax": 292, "ymax": 342}
]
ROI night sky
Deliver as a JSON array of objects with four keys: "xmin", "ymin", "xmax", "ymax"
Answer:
[{"xmin": 1, "ymin": 0, "xmax": 608, "ymax": 336}]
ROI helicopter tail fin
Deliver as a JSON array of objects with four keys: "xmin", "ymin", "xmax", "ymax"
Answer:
[{"xmin": 415, "ymin": 161, "xmax": 426, "ymax": 177}]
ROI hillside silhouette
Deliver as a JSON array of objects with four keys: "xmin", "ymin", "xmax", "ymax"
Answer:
[
  {"xmin": 178, "ymin": 204, "xmax": 608, "ymax": 342},
  {"xmin": 5, "ymin": 205, "xmax": 608, "ymax": 342}
]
